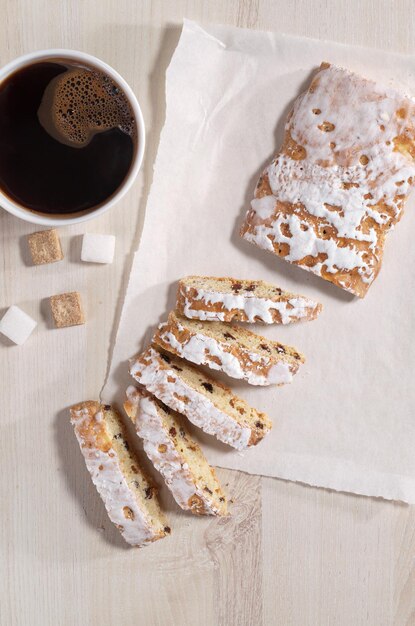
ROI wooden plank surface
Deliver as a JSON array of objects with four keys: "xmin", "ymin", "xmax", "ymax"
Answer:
[{"xmin": 1, "ymin": 1, "xmax": 415, "ymax": 624}]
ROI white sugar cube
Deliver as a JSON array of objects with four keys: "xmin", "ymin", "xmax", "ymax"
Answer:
[
  {"xmin": 81, "ymin": 233, "xmax": 115, "ymax": 264},
  {"xmin": 0, "ymin": 305, "xmax": 37, "ymax": 345}
]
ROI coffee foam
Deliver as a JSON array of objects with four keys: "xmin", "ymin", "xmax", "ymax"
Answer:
[{"xmin": 38, "ymin": 66, "xmax": 136, "ymax": 147}]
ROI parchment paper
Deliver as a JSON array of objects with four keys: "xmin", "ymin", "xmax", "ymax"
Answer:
[{"xmin": 102, "ymin": 20, "xmax": 415, "ymax": 503}]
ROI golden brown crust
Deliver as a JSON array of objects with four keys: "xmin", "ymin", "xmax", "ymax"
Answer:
[{"xmin": 70, "ymin": 401, "xmax": 112, "ymax": 452}]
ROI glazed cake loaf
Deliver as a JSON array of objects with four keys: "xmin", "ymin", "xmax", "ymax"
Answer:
[
  {"xmin": 177, "ymin": 275, "xmax": 322, "ymax": 324},
  {"xmin": 124, "ymin": 386, "xmax": 227, "ymax": 516},
  {"xmin": 153, "ymin": 311, "xmax": 304, "ymax": 386},
  {"xmin": 70, "ymin": 401, "xmax": 170, "ymax": 547},
  {"xmin": 241, "ymin": 62, "xmax": 415, "ymax": 298},
  {"xmin": 129, "ymin": 346, "xmax": 272, "ymax": 450}
]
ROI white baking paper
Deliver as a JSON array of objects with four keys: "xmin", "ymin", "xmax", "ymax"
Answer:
[{"xmin": 102, "ymin": 20, "xmax": 415, "ymax": 503}]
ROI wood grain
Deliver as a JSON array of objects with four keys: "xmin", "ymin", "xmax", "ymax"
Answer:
[{"xmin": 1, "ymin": 1, "xmax": 415, "ymax": 625}]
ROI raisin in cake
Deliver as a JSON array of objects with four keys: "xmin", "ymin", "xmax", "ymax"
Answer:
[
  {"xmin": 154, "ymin": 311, "xmax": 304, "ymax": 386},
  {"xmin": 129, "ymin": 346, "xmax": 271, "ymax": 450},
  {"xmin": 241, "ymin": 62, "xmax": 415, "ymax": 298},
  {"xmin": 124, "ymin": 386, "xmax": 227, "ymax": 516},
  {"xmin": 70, "ymin": 401, "xmax": 170, "ymax": 547},
  {"xmin": 177, "ymin": 275, "xmax": 322, "ymax": 324}
]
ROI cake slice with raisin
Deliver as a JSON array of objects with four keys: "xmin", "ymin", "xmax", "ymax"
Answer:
[
  {"xmin": 70, "ymin": 401, "xmax": 170, "ymax": 547},
  {"xmin": 177, "ymin": 275, "xmax": 322, "ymax": 324},
  {"xmin": 124, "ymin": 386, "xmax": 227, "ymax": 516},
  {"xmin": 129, "ymin": 347, "xmax": 271, "ymax": 450},
  {"xmin": 153, "ymin": 310, "xmax": 304, "ymax": 386}
]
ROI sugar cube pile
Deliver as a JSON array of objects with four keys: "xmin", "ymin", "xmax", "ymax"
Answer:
[
  {"xmin": 81, "ymin": 233, "xmax": 115, "ymax": 264},
  {"xmin": 0, "ymin": 305, "xmax": 37, "ymax": 345}
]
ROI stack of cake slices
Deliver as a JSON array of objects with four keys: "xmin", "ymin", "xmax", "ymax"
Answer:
[{"xmin": 71, "ymin": 275, "xmax": 322, "ymax": 546}]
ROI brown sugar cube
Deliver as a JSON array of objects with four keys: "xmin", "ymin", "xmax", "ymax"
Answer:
[
  {"xmin": 27, "ymin": 229, "xmax": 63, "ymax": 265},
  {"xmin": 50, "ymin": 292, "xmax": 85, "ymax": 328}
]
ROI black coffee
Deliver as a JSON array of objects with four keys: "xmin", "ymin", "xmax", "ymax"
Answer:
[{"xmin": 0, "ymin": 60, "xmax": 137, "ymax": 215}]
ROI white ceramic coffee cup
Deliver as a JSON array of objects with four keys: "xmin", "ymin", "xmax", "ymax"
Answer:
[{"xmin": 0, "ymin": 49, "xmax": 145, "ymax": 226}]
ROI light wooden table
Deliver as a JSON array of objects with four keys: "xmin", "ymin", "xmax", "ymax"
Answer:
[{"xmin": 1, "ymin": 2, "xmax": 415, "ymax": 625}]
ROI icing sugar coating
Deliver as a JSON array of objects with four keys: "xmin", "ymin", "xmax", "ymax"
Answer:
[
  {"xmin": 70, "ymin": 402, "xmax": 165, "ymax": 547},
  {"xmin": 241, "ymin": 63, "xmax": 415, "ymax": 298},
  {"xmin": 154, "ymin": 314, "xmax": 302, "ymax": 386},
  {"xmin": 124, "ymin": 387, "xmax": 226, "ymax": 516},
  {"xmin": 129, "ymin": 347, "xmax": 269, "ymax": 450},
  {"xmin": 177, "ymin": 277, "xmax": 322, "ymax": 324}
]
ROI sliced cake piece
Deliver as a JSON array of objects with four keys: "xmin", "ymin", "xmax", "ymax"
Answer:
[
  {"xmin": 153, "ymin": 311, "xmax": 304, "ymax": 386},
  {"xmin": 124, "ymin": 386, "xmax": 227, "ymax": 516},
  {"xmin": 177, "ymin": 275, "xmax": 322, "ymax": 324},
  {"xmin": 129, "ymin": 347, "xmax": 271, "ymax": 450},
  {"xmin": 70, "ymin": 401, "xmax": 170, "ymax": 547}
]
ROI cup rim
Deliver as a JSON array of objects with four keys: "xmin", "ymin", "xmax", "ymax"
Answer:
[{"xmin": 0, "ymin": 48, "xmax": 145, "ymax": 226}]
